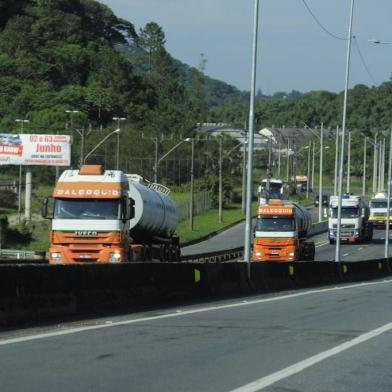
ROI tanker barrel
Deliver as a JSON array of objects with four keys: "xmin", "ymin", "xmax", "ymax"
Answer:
[
  {"xmin": 293, "ymin": 203, "xmax": 312, "ymax": 236},
  {"xmin": 127, "ymin": 179, "xmax": 179, "ymax": 240}
]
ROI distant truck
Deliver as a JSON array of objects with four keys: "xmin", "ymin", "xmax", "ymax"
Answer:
[
  {"xmin": 295, "ymin": 175, "xmax": 311, "ymax": 192},
  {"xmin": 369, "ymin": 193, "xmax": 391, "ymax": 229},
  {"xmin": 328, "ymin": 194, "xmax": 373, "ymax": 244},
  {"xmin": 253, "ymin": 199, "xmax": 315, "ymax": 262},
  {"xmin": 42, "ymin": 165, "xmax": 180, "ymax": 264},
  {"xmin": 258, "ymin": 178, "xmax": 287, "ymax": 204}
]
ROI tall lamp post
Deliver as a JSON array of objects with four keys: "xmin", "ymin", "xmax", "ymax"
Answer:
[
  {"xmin": 244, "ymin": 0, "xmax": 260, "ymax": 274},
  {"xmin": 385, "ymin": 127, "xmax": 392, "ymax": 259},
  {"xmin": 112, "ymin": 117, "xmax": 126, "ymax": 170},
  {"xmin": 362, "ymin": 137, "xmax": 367, "ymax": 196},
  {"xmin": 84, "ymin": 129, "xmax": 121, "ymax": 164},
  {"xmin": 15, "ymin": 119, "xmax": 29, "ymax": 222},
  {"xmin": 304, "ymin": 122, "xmax": 324, "ymax": 222},
  {"xmin": 334, "ymin": 126, "xmax": 339, "ymax": 195},
  {"xmin": 156, "ymin": 138, "xmax": 191, "ymax": 183},
  {"xmin": 335, "ymin": 0, "xmax": 355, "ymax": 263}
]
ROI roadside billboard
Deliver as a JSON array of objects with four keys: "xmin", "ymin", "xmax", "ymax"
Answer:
[{"xmin": 0, "ymin": 134, "xmax": 71, "ymax": 166}]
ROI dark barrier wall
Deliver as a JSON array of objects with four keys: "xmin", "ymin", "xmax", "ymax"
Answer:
[{"xmin": 0, "ymin": 259, "xmax": 391, "ymax": 327}]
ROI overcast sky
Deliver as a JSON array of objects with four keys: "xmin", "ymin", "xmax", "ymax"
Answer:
[{"xmin": 100, "ymin": 0, "xmax": 392, "ymax": 94}]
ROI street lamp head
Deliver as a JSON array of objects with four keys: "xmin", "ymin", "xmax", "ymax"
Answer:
[
  {"xmin": 15, "ymin": 119, "xmax": 29, "ymax": 123},
  {"xmin": 184, "ymin": 137, "xmax": 192, "ymax": 142},
  {"xmin": 112, "ymin": 117, "xmax": 126, "ymax": 121},
  {"xmin": 113, "ymin": 128, "xmax": 121, "ymax": 134},
  {"xmin": 368, "ymin": 38, "xmax": 380, "ymax": 44},
  {"xmin": 65, "ymin": 110, "xmax": 79, "ymax": 114}
]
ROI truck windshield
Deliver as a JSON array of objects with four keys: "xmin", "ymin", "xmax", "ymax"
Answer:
[
  {"xmin": 54, "ymin": 199, "xmax": 121, "ymax": 220},
  {"xmin": 370, "ymin": 201, "xmax": 387, "ymax": 208},
  {"xmin": 256, "ymin": 217, "xmax": 295, "ymax": 231},
  {"xmin": 260, "ymin": 183, "xmax": 282, "ymax": 199},
  {"xmin": 331, "ymin": 207, "xmax": 359, "ymax": 218}
]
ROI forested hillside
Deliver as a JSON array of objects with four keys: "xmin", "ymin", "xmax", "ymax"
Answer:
[{"xmin": 1, "ymin": 0, "xmax": 392, "ymax": 185}]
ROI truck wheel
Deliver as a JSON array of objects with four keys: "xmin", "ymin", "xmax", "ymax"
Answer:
[
  {"xmin": 329, "ymin": 239, "xmax": 335, "ymax": 245},
  {"xmin": 159, "ymin": 245, "xmax": 165, "ymax": 262}
]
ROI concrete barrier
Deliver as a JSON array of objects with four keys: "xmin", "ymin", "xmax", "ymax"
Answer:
[
  {"xmin": 309, "ymin": 221, "xmax": 328, "ymax": 237},
  {"xmin": 0, "ymin": 257, "xmax": 391, "ymax": 328}
]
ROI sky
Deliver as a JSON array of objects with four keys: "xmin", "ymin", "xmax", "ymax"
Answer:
[{"xmin": 100, "ymin": 0, "xmax": 392, "ymax": 94}]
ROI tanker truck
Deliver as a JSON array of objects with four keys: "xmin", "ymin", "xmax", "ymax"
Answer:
[
  {"xmin": 253, "ymin": 199, "xmax": 315, "ymax": 262},
  {"xmin": 41, "ymin": 165, "xmax": 180, "ymax": 264}
]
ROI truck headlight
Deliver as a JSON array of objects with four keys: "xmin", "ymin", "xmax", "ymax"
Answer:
[
  {"xmin": 287, "ymin": 252, "xmax": 295, "ymax": 257},
  {"xmin": 109, "ymin": 252, "xmax": 122, "ymax": 263},
  {"xmin": 51, "ymin": 252, "xmax": 62, "ymax": 263},
  {"xmin": 255, "ymin": 251, "xmax": 264, "ymax": 256}
]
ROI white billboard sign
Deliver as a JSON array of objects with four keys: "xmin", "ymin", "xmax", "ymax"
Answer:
[{"xmin": 0, "ymin": 134, "xmax": 71, "ymax": 166}]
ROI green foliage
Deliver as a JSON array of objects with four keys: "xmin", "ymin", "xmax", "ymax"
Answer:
[{"xmin": 0, "ymin": 189, "xmax": 17, "ymax": 208}]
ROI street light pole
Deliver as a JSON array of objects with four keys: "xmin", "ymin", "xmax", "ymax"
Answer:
[
  {"xmin": 335, "ymin": 0, "xmax": 354, "ymax": 263},
  {"xmin": 84, "ymin": 129, "xmax": 121, "ymax": 164},
  {"xmin": 156, "ymin": 138, "xmax": 191, "ymax": 183},
  {"xmin": 189, "ymin": 138, "xmax": 195, "ymax": 230},
  {"xmin": 244, "ymin": 0, "xmax": 260, "ymax": 273},
  {"xmin": 242, "ymin": 133, "xmax": 247, "ymax": 215},
  {"xmin": 334, "ymin": 125, "xmax": 339, "ymax": 196},
  {"xmin": 318, "ymin": 123, "xmax": 324, "ymax": 222},
  {"xmin": 306, "ymin": 142, "xmax": 311, "ymax": 199},
  {"xmin": 112, "ymin": 117, "xmax": 126, "ymax": 170},
  {"xmin": 373, "ymin": 134, "xmax": 378, "ymax": 194},
  {"xmin": 219, "ymin": 138, "xmax": 223, "ymax": 223},
  {"xmin": 385, "ymin": 127, "xmax": 392, "ymax": 258},
  {"xmin": 311, "ymin": 140, "xmax": 315, "ymax": 191},
  {"xmin": 346, "ymin": 130, "xmax": 351, "ymax": 194},
  {"xmin": 362, "ymin": 137, "xmax": 367, "ymax": 196}
]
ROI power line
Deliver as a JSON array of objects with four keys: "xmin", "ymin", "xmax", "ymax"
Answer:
[
  {"xmin": 301, "ymin": 0, "xmax": 347, "ymax": 41},
  {"xmin": 301, "ymin": 0, "xmax": 377, "ymax": 86},
  {"xmin": 353, "ymin": 36, "xmax": 378, "ymax": 85}
]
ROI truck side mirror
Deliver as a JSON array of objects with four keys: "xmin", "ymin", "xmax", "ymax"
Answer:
[
  {"xmin": 41, "ymin": 197, "xmax": 54, "ymax": 219},
  {"xmin": 361, "ymin": 208, "xmax": 365, "ymax": 217},
  {"xmin": 323, "ymin": 208, "xmax": 328, "ymax": 218}
]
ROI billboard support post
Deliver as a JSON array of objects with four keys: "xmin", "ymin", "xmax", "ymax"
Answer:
[{"xmin": 25, "ymin": 167, "xmax": 32, "ymax": 221}]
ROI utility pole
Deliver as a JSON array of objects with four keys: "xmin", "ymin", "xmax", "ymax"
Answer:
[{"xmin": 278, "ymin": 140, "xmax": 281, "ymax": 177}]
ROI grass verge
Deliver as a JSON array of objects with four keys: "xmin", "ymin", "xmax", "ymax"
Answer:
[{"xmin": 176, "ymin": 202, "xmax": 258, "ymax": 245}]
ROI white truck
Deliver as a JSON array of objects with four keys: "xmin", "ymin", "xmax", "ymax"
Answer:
[
  {"xmin": 369, "ymin": 193, "xmax": 391, "ymax": 229},
  {"xmin": 328, "ymin": 195, "xmax": 373, "ymax": 244},
  {"xmin": 258, "ymin": 178, "xmax": 287, "ymax": 205}
]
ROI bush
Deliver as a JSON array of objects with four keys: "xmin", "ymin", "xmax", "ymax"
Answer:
[{"xmin": 0, "ymin": 189, "xmax": 17, "ymax": 209}]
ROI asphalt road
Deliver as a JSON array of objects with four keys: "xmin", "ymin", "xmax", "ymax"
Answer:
[
  {"xmin": 1, "ymin": 279, "xmax": 392, "ymax": 391},
  {"xmin": 313, "ymin": 229, "xmax": 388, "ymax": 261}
]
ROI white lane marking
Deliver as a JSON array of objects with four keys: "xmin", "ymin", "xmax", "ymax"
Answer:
[
  {"xmin": 1, "ymin": 279, "xmax": 392, "ymax": 347},
  {"xmin": 229, "ymin": 321, "xmax": 392, "ymax": 392},
  {"xmin": 358, "ymin": 247, "xmax": 363, "ymax": 251},
  {"xmin": 343, "ymin": 253, "xmax": 349, "ymax": 257},
  {"xmin": 315, "ymin": 241, "xmax": 329, "ymax": 248}
]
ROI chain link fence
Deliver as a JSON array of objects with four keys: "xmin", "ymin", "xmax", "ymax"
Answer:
[{"xmin": 176, "ymin": 192, "xmax": 211, "ymax": 221}]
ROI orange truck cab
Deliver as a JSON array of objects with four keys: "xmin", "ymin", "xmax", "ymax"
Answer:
[{"xmin": 252, "ymin": 199, "xmax": 315, "ymax": 262}]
